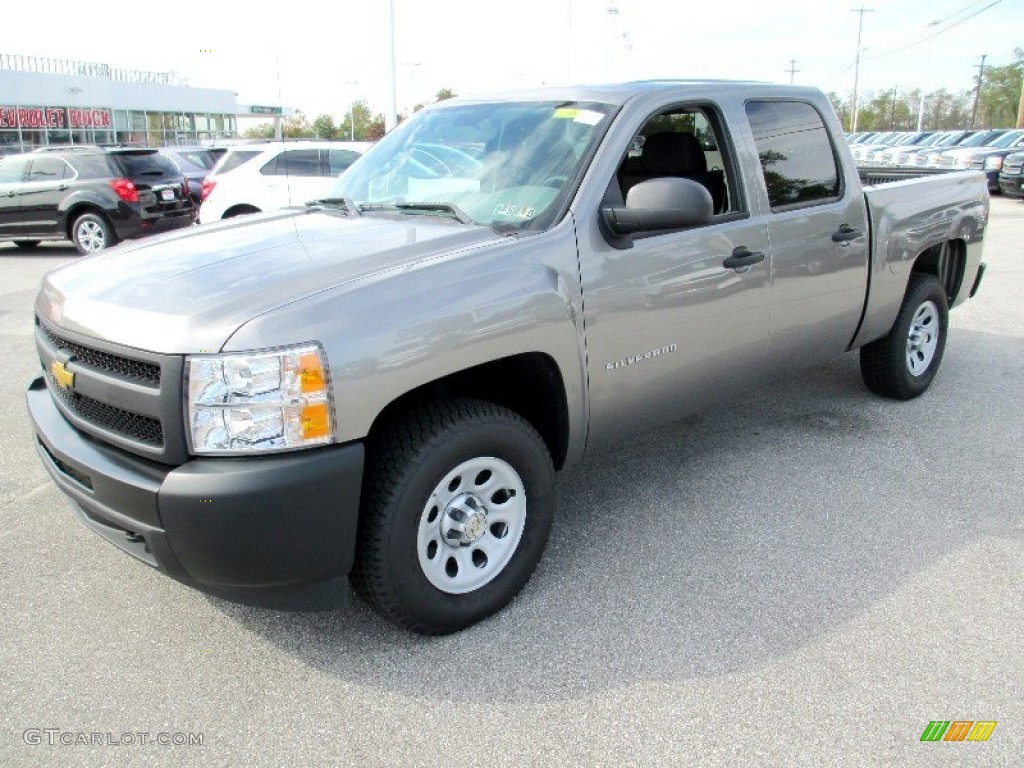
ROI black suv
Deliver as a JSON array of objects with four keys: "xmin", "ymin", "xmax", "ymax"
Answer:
[{"xmin": 0, "ymin": 147, "xmax": 195, "ymax": 254}]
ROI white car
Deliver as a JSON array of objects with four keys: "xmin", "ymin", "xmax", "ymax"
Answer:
[{"xmin": 198, "ymin": 140, "xmax": 372, "ymax": 223}]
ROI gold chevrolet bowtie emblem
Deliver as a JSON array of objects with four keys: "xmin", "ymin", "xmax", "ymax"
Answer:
[{"xmin": 51, "ymin": 359, "xmax": 75, "ymax": 390}]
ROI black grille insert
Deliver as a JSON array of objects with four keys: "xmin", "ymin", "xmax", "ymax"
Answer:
[
  {"xmin": 40, "ymin": 325, "xmax": 161, "ymax": 386},
  {"xmin": 39, "ymin": 440, "xmax": 94, "ymax": 490},
  {"xmin": 47, "ymin": 373, "xmax": 164, "ymax": 446}
]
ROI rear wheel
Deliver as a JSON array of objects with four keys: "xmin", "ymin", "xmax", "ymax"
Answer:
[
  {"xmin": 71, "ymin": 212, "xmax": 115, "ymax": 255},
  {"xmin": 860, "ymin": 273, "xmax": 949, "ymax": 399},
  {"xmin": 13, "ymin": 240, "xmax": 40, "ymax": 249},
  {"xmin": 351, "ymin": 399, "xmax": 554, "ymax": 634}
]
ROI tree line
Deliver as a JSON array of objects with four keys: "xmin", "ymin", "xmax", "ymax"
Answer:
[
  {"xmin": 829, "ymin": 49, "xmax": 1022, "ymax": 132},
  {"xmin": 243, "ymin": 88, "xmax": 458, "ymax": 141}
]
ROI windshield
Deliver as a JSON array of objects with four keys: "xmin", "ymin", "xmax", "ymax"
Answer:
[
  {"xmin": 329, "ymin": 100, "xmax": 616, "ymax": 232},
  {"xmin": 990, "ymin": 131, "xmax": 1024, "ymax": 148}
]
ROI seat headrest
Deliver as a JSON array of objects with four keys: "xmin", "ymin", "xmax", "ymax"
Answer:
[{"xmin": 641, "ymin": 132, "xmax": 707, "ymax": 175}]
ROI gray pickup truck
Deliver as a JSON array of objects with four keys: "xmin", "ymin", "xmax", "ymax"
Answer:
[{"xmin": 27, "ymin": 82, "xmax": 988, "ymax": 634}]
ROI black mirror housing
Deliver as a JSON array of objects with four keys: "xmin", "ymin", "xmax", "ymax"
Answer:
[{"xmin": 601, "ymin": 178, "xmax": 714, "ymax": 243}]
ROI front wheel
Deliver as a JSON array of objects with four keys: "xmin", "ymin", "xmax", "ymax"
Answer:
[
  {"xmin": 71, "ymin": 212, "xmax": 115, "ymax": 254},
  {"xmin": 351, "ymin": 399, "xmax": 554, "ymax": 634},
  {"xmin": 860, "ymin": 273, "xmax": 949, "ymax": 399}
]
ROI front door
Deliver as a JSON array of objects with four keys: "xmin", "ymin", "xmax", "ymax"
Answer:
[{"xmin": 579, "ymin": 102, "xmax": 773, "ymax": 451}]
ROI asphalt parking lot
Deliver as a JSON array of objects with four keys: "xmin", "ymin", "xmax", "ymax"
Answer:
[{"xmin": 1, "ymin": 198, "xmax": 1022, "ymax": 767}]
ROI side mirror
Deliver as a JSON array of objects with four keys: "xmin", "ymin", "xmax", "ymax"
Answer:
[{"xmin": 600, "ymin": 178, "xmax": 713, "ymax": 245}]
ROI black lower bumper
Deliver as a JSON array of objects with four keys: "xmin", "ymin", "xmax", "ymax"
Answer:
[{"xmin": 27, "ymin": 377, "xmax": 364, "ymax": 610}]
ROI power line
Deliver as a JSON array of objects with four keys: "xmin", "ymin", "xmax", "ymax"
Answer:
[
  {"xmin": 822, "ymin": 0, "xmax": 1004, "ymax": 85},
  {"xmin": 785, "ymin": 59, "xmax": 801, "ymax": 84}
]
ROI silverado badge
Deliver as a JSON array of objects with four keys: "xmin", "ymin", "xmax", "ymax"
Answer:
[{"xmin": 51, "ymin": 360, "xmax": 75, "ymax": 391}]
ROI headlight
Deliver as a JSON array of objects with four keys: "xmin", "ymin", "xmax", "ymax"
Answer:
[
  {"xmin": 984, "ymin": 156, "xmax": 1003, "ymax": 171},
  {"xmin": 186, "ymin": 343, "xmax": 334, "ymax": 455}
]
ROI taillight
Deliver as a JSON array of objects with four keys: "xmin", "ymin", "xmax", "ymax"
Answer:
[
  {"xmin": 110, "ymin": 178, "xmax": 139, "ymax": 202},
  {"xmin": 201, "ymin": 178, "xmax": 216, "ymax": 201}
]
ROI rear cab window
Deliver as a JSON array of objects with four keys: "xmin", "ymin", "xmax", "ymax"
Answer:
[{"xmin": 744, "ymin": 100, "xmax": 841, "ymax": 211}]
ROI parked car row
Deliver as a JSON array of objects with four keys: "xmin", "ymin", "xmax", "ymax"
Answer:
[
  {"xmin": 848, "ymin": 128, "xmax": 1024, "ymax": 192},
  {"xmin": 0, "ymin": 146, "xmax": 195, "ymax": 254},
  {"xmin": 998, "ymin": 151, "xmax": 1024, "ymax": 198},
  {"xmin": 0, "ymin": 139, "xmax": 372, "ymax": 254}
]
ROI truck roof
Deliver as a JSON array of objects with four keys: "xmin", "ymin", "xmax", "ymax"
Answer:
[{"xmin": 443, "ymin": 80, "xmax": 826, "ymax": 107}]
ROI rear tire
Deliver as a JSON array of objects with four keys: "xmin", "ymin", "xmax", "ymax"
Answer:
[
  {"xmin": 13, "ymin": 240, "xmax": 40, "ymax": 249},
  {"xmin": 71, "ymin": 212, "xmax": 116, "ymax": 255},
  {"xmin": 860, "ymin": 273, "xmax": 948, "ymax": 400},
  {"xmin": 351, "ymin": 399, "xmax": 554, "ymax": 635}
]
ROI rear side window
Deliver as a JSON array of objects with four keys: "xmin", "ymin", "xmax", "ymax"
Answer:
[
  {"xmin": 328, "ymin": 149, "xmax": 360, "ymax": 175},
  {"xmin": 111, "ymin": 152, "xmax": 180, "ymax": 179},
  {"xmin": 212, "ymin": 150, "xmax": 261, "ymax": 175},
  {"xmin": 28, "ymin": 157, "xmax": 71, "ymax": 181},
  {"xmin": 261, "ymin": 149, "xmax": 323, "ymax": 177},
  {"xmin": 175, "ymin": 150, "xmax": 217, "ymax": 169},
  {"xmin": 745, "ymin": 101, "xmax": 840, "ymax": 210}
]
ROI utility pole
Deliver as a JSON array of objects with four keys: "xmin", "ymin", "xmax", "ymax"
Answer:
[
  {"xmin": 1017, "ymin": 76, "xmax": 1024, "ymax": 128},
  {"xmin": 916, "ymin": 20, "xmax": 940, "ymax": 131},
  {"xmin": 384, "ymin": 0, "xmax": 397, "ymax": 133},
  {"xmin": 970, "ymin": 54, "xmax": 987, "ymax": 129},
  {"xmin": 850, "ymin": 7, "xmax": 874, "ymax": 133},
  {"xmin": 890, "ymin": 86, "xmax": 899, "ymax": 129},
  {"xmin": 786, "ymin": 59, "xmax": 800, "ymax": 84}
]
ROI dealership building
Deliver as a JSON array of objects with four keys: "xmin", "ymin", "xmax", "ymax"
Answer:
[{"xmin": 0, "ymin": 53, "xmax": 287, "ymax": 155}]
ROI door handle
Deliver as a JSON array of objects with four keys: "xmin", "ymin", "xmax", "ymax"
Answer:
[
  {"xmin": 723, "ymin": 246, "xmax": 765, "ymax": 270},
  {"xmin": 832, "ymin": 224, "xmax": 863, "ymax": 242}
]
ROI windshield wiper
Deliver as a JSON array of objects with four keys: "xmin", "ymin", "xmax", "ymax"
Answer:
[
  {"xmin": 304, "ymin": 197, "xmax": 362, "ymax": 215},
  {"xmin": 360, "ymin": 202, "xmax": 472, "ymax": 224}
]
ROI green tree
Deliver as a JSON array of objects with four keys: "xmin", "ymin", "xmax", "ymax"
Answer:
[
  {"xmin": 242, "ymin": 122, "xmax": 275, "ymax": 140},
  {"xmin": 312, "ymin": 114, "xmax": 338, "ymax": 139},
  {"xmin": 435, "ymin": 87, "xmax": 457, "ymax": 102},
  {"xmin": 976, "ymin": 49, "xmax": 1023, "ymax": 127},
  {"xmin": 283, "ymin": 111, "xmax": 314, "ymax": 138},
  {"xmin": 339, "ymin": 100, "xmax": 385, "ymax": 141}
]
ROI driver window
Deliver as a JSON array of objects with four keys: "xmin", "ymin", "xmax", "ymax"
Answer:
[{"xmin": 612, "ymin": 107, "xmax": 738, "ymax": 217}]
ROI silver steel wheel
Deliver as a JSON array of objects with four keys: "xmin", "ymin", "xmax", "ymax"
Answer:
[
  {"xmin": 906, "ymin": 299, "xmax": 940, "ymax": 376},
  {"xmin": 417, "ymin": 456, "xmax": 526, "ymax": 594},
  {"xmin": 75, "ymin": 218, "xmax": 107, "ymax": 253}
]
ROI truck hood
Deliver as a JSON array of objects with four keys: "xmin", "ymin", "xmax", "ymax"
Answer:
[{"xmin": 37, "ymin": 208, "xmax": 504, "ymax": 353}]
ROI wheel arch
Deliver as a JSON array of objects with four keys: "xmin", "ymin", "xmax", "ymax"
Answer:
[
  {"xmin": 365, "ymin": 352, "xmax": 571, "ymax": 471},
  {"xmin": 912, "ymin": 238, "xmax": 966, "ymax": 305}
]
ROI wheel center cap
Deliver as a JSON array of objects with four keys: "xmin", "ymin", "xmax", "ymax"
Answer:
[{"xmin": 440, "ymin": 493, "xmax": 488, "ymax": 547}]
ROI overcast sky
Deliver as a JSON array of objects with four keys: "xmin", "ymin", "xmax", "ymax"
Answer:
[{"xmin": 4, "ymin": 0, "xmax": 1019, "ymax": 122}]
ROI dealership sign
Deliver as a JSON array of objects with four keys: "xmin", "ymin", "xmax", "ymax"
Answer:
[{"xmin": 0, "ymin": 106, "xmax": 113, "ymax": 129}]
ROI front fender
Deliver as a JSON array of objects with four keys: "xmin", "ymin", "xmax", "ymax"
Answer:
[{"xmin": 224, "ymin": 223, "xmax": 588, "ymax": 464}]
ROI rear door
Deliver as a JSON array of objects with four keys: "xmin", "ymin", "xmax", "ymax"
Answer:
[
  {"xmin": 744, "ymin": 100, "xmax": 869, "ymax": 371},
  {"xmin": 259, "ymin": 149, "xmax": 332, "ymax": 208}
]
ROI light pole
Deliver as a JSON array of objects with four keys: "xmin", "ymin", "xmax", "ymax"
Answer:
[
  {"xmin": 606, "ymin": 3, "xmax": 620, "ymax": 81},
  {"xmin": 344, "ymin": 80, "xmax": 358, "ymax": 140},
  {"xmin": 850, "ymin": 6, "xmax": 874, "ymax": 133},
  {"xmin": 384, "ymin": 0, "xmax": 397, "ymax": 133},
  {"xmin": 916, "ymin": 21, "xmax": 940, "ymax": 131}
]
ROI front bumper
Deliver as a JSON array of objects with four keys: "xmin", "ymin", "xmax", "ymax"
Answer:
[
  {"xmin": 998, "ymin": 174, "xmax": 1024, "ymax": 198},
  {"xmin": 27, "ymin": 376, "xmax": 364, "ymax": 609}
]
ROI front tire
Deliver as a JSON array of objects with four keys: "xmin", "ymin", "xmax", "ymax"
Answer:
[
  {"xmin": 71, "ymin": 212, "xmax": 115, "ymax": 255},
  {"xmin": 860, "ymin": 273, "xmax": 949, "ymax": 399},
  {"xmin": 351, "ymin": 399, "xmax": 555, "ymax": 634}
]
